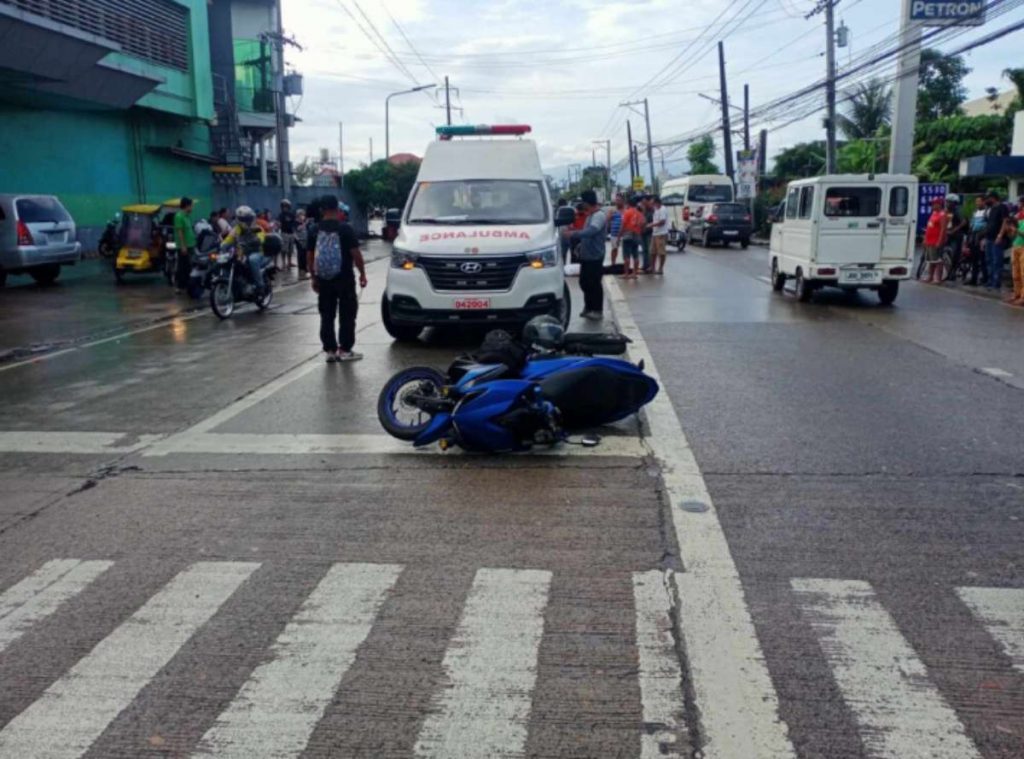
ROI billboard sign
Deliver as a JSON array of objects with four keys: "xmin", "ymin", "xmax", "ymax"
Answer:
[
  {"xmin": 910, "ymin": 1, "xmax": 987, "ymax": 26},
  {"xmin": 917, "ymin": 182, "xmax": 949, "ymax": 235},
  {"xmin": 736, "ymin": 149, "xmax": 758, "ymax": 200}
]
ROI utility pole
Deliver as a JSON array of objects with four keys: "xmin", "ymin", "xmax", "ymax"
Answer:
[
  {"xmin": 272, "ymin": 1, "xmax": 291, "ymax": 195},
  {"xmin": 718, "ymin": 41, "xmax": 734, "ymax": 179},
  {"xmin": 743, "ymin": 84, "xmax": 751, "ymax": 152},
  {"xmin": 593, "ymin": 139, "xmax": 611, "ymax": 201},
  {"xmin": 632, "ymin": 146, "xmax": 640, "ymax": 187},
  {"xmin": 758, "ymin": 129, "xmax": 768, "ymax": 176},
  {"xmin": 338, "ymin": 122, "xmax": 344, "ymax": 187},
  {"xmin": 621, "ymin": 99, "xmax": 657, "ymax": 191},
  {"xmin": 445, "ymin": 76, "xmax": 452, "ymax": 126},
  {"xmin": 626, "ymin": 120, "xmax": 636, "ymax": 180},
  {"xmin": 889, "ymin": 0, "xmax": 920, "ymax": 173},
  {"xmin": 807, "ymin": 0, "xmax": 838, "ymax": 173}
]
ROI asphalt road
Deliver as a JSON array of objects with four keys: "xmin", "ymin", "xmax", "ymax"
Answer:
[{"xmin": 0, "ymin": 240, "xmax": 1021, "ymax": 758}]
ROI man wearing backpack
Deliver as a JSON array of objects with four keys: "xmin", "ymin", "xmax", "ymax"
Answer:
[{"xmin": 308, "ymin": 195, "xmax": 367, "ymax": 362}]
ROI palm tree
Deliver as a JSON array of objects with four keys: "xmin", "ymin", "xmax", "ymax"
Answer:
[{"xmin": 835, "ymin": 78, "xmax": 893, "ymax": 140}]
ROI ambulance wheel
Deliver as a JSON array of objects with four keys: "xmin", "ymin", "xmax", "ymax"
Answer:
[{"xmin": 382, "ymin": 299, "xmax": 422, "ymax": 342}]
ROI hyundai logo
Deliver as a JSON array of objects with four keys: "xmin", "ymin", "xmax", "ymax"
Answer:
[{"xmin": 460, "ymin": 262, "xmax": 483, "ymax": 274}]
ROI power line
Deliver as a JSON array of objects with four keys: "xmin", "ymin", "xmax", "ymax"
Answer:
[{"xmin": 383, "ymin": 4, "xmax": 442, "ymax": 83}]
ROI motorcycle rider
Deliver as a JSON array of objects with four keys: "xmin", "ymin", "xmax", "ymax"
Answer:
[{"xmin": 220, "ymin": 205, "xmax": 267, "ymax": 293}]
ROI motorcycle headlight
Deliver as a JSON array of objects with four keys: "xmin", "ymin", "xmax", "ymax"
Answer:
[
  {"xmin": 391, "ymin": 247, "xmax": 419, "ymax": 270},
  {"xmin": 526, "ymin": 245, "xmax": 559, "ymax": 269},
  {"xmin": 216, "ymin": 253, "xmax": 230, "ymax": 264}
]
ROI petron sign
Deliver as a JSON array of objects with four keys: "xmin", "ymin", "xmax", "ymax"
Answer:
[{"xmin": 910, "ymin": 0, "xmax": 987, "ymax": 25}]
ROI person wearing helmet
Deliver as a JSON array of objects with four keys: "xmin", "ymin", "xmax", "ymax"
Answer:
[
  {"xmin": 279, "ymin": 199, "xmax": 296, "ymax": 270},
  {"xmin": 222, "ymin": 205, "xmax": 268, "ymax": 293}
]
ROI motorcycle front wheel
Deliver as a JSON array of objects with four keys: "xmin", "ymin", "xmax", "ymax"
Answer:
[
  {"xmin": 210, "ymin": 281, "xmax": 235, "ymax": 319},
  {"xmin": 377, "ymin": 367, "xmax": 447, "ymax": 441}
]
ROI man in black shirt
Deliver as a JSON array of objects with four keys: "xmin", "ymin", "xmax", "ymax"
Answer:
[
  {"xmin": 279, "ymin": 199, "xmax": 297, "ymax": 269},
  {"xmin": 309, "ymin": 195, "xmax": 367, "ymax": 362},
  {"xmin": 984, "ymin": 191, "xmax": 1009, "ymax": 291}
]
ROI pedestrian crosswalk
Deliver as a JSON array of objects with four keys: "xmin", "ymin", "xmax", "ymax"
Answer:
[{"xmin": 0, "ymin": 561, "xmax": 1021, "ymax": 758}]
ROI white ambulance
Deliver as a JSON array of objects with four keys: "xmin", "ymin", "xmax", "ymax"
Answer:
[
  {"xmin": 382, "ymin": 125, "xmax": 570, "ymax": 341},
  {"xmin": 769, "ymin": 174, "xmax": 918, "ymax": 304}
]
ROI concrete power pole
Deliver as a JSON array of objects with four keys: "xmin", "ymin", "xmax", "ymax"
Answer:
[
  {"xmin": 824, "ymin": 0, "xmax": 838, "ymax": 173},
  {"xmin": 274, "ymin": 0, "xmax": 291, "ymax": 195},
  {"xmin": 889, "ymin": 0, "xmax": 921, "ymax": 174},
  {"xmin": 743, "ymin": 84, "xmax": 751, "ymax": 152},
  {"xmin": 593, "ymin": 139, "xmax": 612, "ymax": 201},
  {"xmin": 643, "ymin": 99, "xmax": 656, "ymax": 192},
  {"xmin": 626, "ymin": 120, "xmax": 636, "ymax": 180},
  {"xmin": 718, "ymin": 41, "xmax": 735, "ymax": 179},
  {"xmin": 445, "ymin": 76, "xmax": 452, "ymax": 126}
]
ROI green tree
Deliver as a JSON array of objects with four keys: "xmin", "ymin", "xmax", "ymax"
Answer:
[
  {"xmin": 344, "ymin": 160, "xmax": 419, "ymax": 212},
  {"xmin": 835, "ymin": 78, "xmax": 892, "ymax": 140},
  {"xmin": 1003, "ymin": 67, "xmax": 1024, "ymax": 112},
  {"xmin": 687, "ymin": 134, "xmax": 719, "ymax": 175},
  {"xmin": 772, "ymin": 141, "xmax": 825, "ymax": 180},
  {"xmin": 916, "ymin": 48, "xmax": 970, "ymax": 121},
  {"xmin": 913, "ymin": 114, "xmax": 1011, "ymax": 183}
]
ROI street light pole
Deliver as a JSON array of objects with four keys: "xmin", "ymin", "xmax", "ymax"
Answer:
[
  {"xmin": 386, "ymin": 84, "xmax": 436, "ymax": 160},
  {"xmin": 593, "ymin": 139, "xmax": 611, "ymax": 201}
]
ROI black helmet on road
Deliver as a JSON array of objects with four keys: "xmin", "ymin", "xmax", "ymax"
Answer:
[{"xmin": 523, "ymin": 315, "xmax": 564, "ymax": 350}]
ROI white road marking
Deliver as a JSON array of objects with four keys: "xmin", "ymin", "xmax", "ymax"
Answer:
[
  {"xmin": 414, "ymin": 568, "xmax": 551, "ymax": 759},
  {"xmin": 605, "ymin": 276, "xmax": 795, "ymax": 759},
  {"xmin": 144, "ymin": 431, "xmax": 649, "ymax": 458},
  {"xmin": 632, "ymin": 570, "xmax": 687, "ymax": 759},
  {"xmin": 0, "ymin": 561, "xmax": 259, "ymax": 759},
  {"xmin": 957, "ymin": 586, "xmax": 1024, "ymax": 674},
  {"xmin": 0, "ymin": 431, "xmax": 163, "ymax": 454},
  {"xmin": 0, "ymin": 559, "xmax": 113, "ymax": 653},
  {"xmin": 756, "ymin": 275, "xmax": 772, "ymax": 285},
  {"xmin": 791, "ymin": 578, "xmax": 981, "ymax": 759},
  {"xmin": 979, "ymin": 367, "xmax": 1013, "ymax": 379},
  {"xmin": 193, "ymin": 562, "xmax": 402, "ymax": 758}
]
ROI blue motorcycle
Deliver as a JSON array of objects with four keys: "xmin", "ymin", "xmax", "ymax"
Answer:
[{"xmin": 377, "ymin": 335, "xmax": 659, "ymax": 453}]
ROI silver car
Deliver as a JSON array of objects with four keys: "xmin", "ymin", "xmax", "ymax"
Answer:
[{"xmin": 0, "ymin": 194, "xmax": 82, "ymax": 286}]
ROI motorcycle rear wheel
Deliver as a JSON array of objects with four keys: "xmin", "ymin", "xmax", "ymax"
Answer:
[
  {"xmin": 210, "ymin": 281, "xmax": 235, "ymax": 319},
  {"xmin": 377, "ymin": 367, "xmax": 447, "ymax": 441}
]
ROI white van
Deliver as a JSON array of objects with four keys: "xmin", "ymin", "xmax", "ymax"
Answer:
[
  {"xmin": 382, "ymin": 125, "xmax": 569, "ymax": 341},
  {"xmin": 660, "ymin": 175, "xmax": 734, "ymax": 248},
  {"xmin": 769, "ymin": 174, "xmax": 918, "ymax": 305}
]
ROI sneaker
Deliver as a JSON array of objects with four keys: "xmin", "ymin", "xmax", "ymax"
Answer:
[
  {"xmin": 337, "ymin": 350, "xmax": 363, "ymax": 362},
  {"xmin": 583, "ymin": 311, "xmax": 603, "ymax": 321},
  {"xmin": 325, "ymin": 352, "xmax": 339, "ymax": 364}
]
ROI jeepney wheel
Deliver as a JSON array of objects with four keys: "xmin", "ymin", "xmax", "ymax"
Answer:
[
  {"xmin": 795, "ymin": 269, "xmax": 814, "ymax": 303},
  {"xmin": 878, "ymin": 280, "xmax": 899, "ymax": 306}
]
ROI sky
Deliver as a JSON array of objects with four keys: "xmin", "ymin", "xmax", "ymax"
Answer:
[{"xmin": 282, "ymin": 0, "xmax": 1024, "ymax": 185}]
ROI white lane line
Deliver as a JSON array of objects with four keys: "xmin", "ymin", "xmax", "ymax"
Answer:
[
  {"xmin": 633, "ymin": 571, "xmax": 687, "ymax": 759},
  {"xmin": 193, "ymin": 562, "xmax": 402, "ymax": 758},
  {"xmin": 978, "ymin": 367, "xmax": 1014, "ymax": 379},
  {"xmin": 0, "ymin": 561, "xmax": 259, "ymax": 759},
  {"xmin": 414, "ymin": 568, "xmax": 551, "ymax": 759},
  {"xmin": 0, "ymin": 559, "xmax": 113, "ymax": 653},
  {"xmin": 143, "ymin": 431, "xmax": 649, "ymax": 458},
  {"xmin": 957, "ymin": 586, "xmax": 1024, "ymax": 674},
  {"xmin": 605, "ymin": 276, "xmax": 795, "ymax": 759},
  {"xmin": 0, "ymin": 431, "xmax": 163, "ymax": 454},
  {"xmin": 791, "ymin": 578, "xmax": 981, "ymax": 759}
]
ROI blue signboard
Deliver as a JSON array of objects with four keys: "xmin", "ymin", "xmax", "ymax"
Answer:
[
  {"xmin": 910, "ymin": 0, "xmax": 987, "ymax": 26},
  {"xmin": 917, "ymin": 182, "xmax": 949, "ymax": 235}
]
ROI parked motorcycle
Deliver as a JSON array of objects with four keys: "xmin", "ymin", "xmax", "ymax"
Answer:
[
  {"xmin": 209, "ymin": 234, "xmax": 281, "ymax": 319},
  {"xmin": 97, "ymin": 215, "xmax": 120, "ymax": 259},
  {"xmin": 377, "ymin": 321, "xmax": 658, "ymax": 453}
]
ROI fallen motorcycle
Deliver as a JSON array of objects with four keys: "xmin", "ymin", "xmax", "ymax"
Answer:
[{"xmin": 377, "ymin": 321, "xmax": 658, "ymax": 453}]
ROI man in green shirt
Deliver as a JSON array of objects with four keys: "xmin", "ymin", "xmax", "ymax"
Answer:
[{"xmin": 172, "ymin": 197, "xmax": 196, "ymax": 294}]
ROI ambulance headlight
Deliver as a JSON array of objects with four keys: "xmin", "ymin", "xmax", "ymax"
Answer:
[
  {"xmin": 391, "ymin": 248, "xmax": 419, "ymax": 270},
  {"xmin": 526, "ymin": 245, "xmax": 559, "ymax": 269}
]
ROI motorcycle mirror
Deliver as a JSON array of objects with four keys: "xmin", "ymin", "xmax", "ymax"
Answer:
[{"xmin": 580, "ymin": 434, "xmax": 602, "ymax": 448}]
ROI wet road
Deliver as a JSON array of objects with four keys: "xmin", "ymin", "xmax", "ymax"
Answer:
[{"xmin": 0, "ymin": 241, "xmax": 1021, "ymax": 758}]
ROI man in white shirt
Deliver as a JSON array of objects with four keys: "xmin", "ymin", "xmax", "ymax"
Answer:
[{"xmin": 648, "ymin": 195, "xmax": 670, "ymax": 275}]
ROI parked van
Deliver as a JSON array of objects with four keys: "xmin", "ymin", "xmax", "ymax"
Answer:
[
  {"xmin": 0, "ymin": 194, "xmax": 82, "ymax": 286},
  {"xmin": 661, "ymin": 175, "xmax": 734, "ymax": 248},
  {"xmin": 382, "ymin": 125, "xmax": 569, "ymax": 341},
  {"xmin": 769, "ymin": 174, "xmax": 918, "ymax": 304}
]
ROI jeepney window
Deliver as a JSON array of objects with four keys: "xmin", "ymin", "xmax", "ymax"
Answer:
[
  {"xmin": 824, "ymin": 187, "xmax": 882, "ymax": 217},
  {"xmin": 889, "ymin": 187, "xmax": 910, "ymax": 217},
  {"xmin": 798, "ymin": 187, "xmax": 815, "ymax": 219},
  {"xmin": 785, "ymin": 188, "xmax": 799, "ymax": 219}
]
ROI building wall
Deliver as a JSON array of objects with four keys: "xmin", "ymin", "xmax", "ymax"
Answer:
[
  {"xmin": 230, "ymin": 0, "xmax": 276, "ymax": 39},
  {"xmin": 0, "ymin": 105, "xmax": 213, "ymax": 246}
]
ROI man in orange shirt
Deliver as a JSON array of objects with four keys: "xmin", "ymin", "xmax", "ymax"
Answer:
[
  {"xmin": 614, "ymin": 197, "xmax": 646, "ymax": 278},
  {"xmin": 922, "ymin": 197, "xmax": 948, "ymax": 284}
]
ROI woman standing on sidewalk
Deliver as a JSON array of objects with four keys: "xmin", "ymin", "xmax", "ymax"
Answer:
[{"xmin": 921, "ymin": 198, "xmax": 948, "ymax": 284}]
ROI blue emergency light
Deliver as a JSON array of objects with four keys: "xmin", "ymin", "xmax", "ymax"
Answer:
[{"xmin": 436, "ymin": 124, "xmax": 532, "ymax": 139}]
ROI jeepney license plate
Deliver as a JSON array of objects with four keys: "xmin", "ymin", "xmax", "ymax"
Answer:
[
  {"xmin": 840, "ymin": 269, "xmax": 880, "ymax": 284},
  {"xmin": 455, "ymin": 298, "xmax": 490, "ymax": 310}
]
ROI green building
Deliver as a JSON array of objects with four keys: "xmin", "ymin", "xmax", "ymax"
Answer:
[{"xmin": 0, "ymin": 0, "xmax": 296, "ymax": 247}]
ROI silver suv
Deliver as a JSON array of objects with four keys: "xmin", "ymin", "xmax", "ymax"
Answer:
[{"xmin": 0, "ymin": 194, "xmax": 82, "ymax": 286}]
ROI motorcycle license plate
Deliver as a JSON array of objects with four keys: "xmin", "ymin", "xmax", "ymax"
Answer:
[{"xmin": 454, "ymin": 298, "xmax": 490, "ymax": 310}]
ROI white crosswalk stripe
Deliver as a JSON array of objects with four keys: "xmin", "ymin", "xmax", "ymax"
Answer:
[
  {"xmin": 0, "ymin": 561, "xmax": 258, "ymax": 759},
  {"xmin": 414, "ymin": 568, "xmax": 552, "ymax": 759},
  {"xmin": 192, "ymin": 562, "xmax": 402, "ymax": 758},
  {"xmin": 957, "ymin": 586, "xmax": 1024, "ymax": 674},
  {"xmin": 0, "ymin": 559, "xmax": 112, "ymax": 654},
  {"xmin": 791, "ymin": 578, "xmax": 981, "ymax": 759},
  {"xmin": 632, "ymin": 571, "xmax": 688, "ymax": 759}
]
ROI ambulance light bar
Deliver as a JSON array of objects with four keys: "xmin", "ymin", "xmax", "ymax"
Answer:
[{"xmin": 436, "ymin": 124, "xmax": 532, "ymax": 139}]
